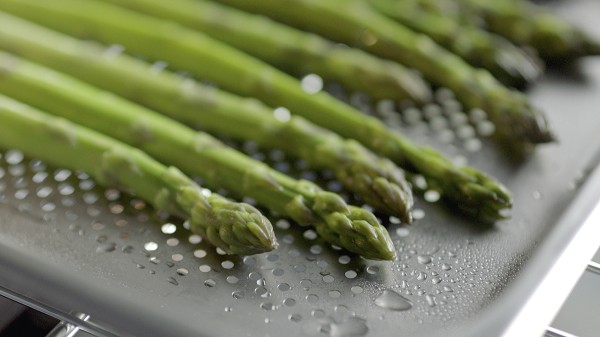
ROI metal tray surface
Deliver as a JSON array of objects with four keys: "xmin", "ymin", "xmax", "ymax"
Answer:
[{"xmin": 1, "ymin": 1, "xmax": 600, "ymax": 337}]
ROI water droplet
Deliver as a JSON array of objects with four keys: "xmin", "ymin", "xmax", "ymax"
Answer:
[
  {"xmin": 412, "ymin": 209, "xmax": 425, "ymax": 220},
  {"xmin": 171, "ymin": 254, "xmax": 183, "ymax": 262},
  {"xmin": 351, "ymin": 286, "xmax": 363, "ymax": 294},
  {"xmin": 176, "ymin": 268, "xmax": 188, "ymax": 276},
  {"xmin": 273, "ymin": 106, "xmax": 291, "ymax": 122},
  {"xmin": 312, "ymin": 309, "xmax": 326, "ymax": 318},
  {"xmin": 204, "ymin": 279, "xmax": 216, "ymax": 287},
  {"xmin": 96, "ymin": 242, "xmax": 116, "ymax": 253},
  {"xmin": 194, "ymin": 249, "xmax": 207, "ymax": 258},
  {"xmin": 366, "ymin": 266, "xmax": 379, "ymax": 274},
  {"xmin": 289, "ymin": 313, "xmax": 302, "ymax": 322},
  {"xmin": 136, "ymin": 264, "xmax": 145, "ymax": 269},
  {"xmin": 301, "ymin": 74, "xmax": 323, "ymax": 94},
  {"xmin": 68, "ymin": 224, "xmax": 81, "ymax": 232},
  {"xmin": 417, "ymin": 272, "xmax": 427, "ymax": 281},
  {"xmin": 456, "ymin": 125, "xmax": 475, "ymax": 139},
  {"xmin": 260, "ymin": 302, "xmax": 273, "ymax": 311},
  {"xmin": 5, "ymin": 150, "xmax": 24, "ymax": 165},
  {"xmin": 532, "ymin": 190, "xmax": 542, "ymax": 200},
  {"xmin": 275, "ymin": 219, "xmax": 290, "ymax": 229},
  {"xmin": 432, "ymin": 277, "xmax": 442, "ymax": 284},
  {"xmin": 323, "ymin": 275, "xmax": 335, "ymax": 283},
  {"xmin": 14, "ymin": 189, "xmax": 29, "ymax": 200},
  {"xmin": 224, "ymin": 306, "xmax": 232, "ymax": 313},
  {"xmin": 188, "ymin": 234, "xmax": 202, "ymax": 244},
  {"xmin": 443, "ymin": 286, "xmax": 454, "ymax": 293},
  {"xmin": 345, "ymin": 270, "xmax": 357, "ymax": 279},
  {"xmin": 168, "ymin": 277, "xmax": 179, "ymax": 286},
  {"xmin": 374, "ymin": 289, "xmax": 413, "ymax": 311},
  {"xmin": 303, "ymin": 229, "xmax": 318, "ymax": 240},
  {"xmin": 283, "ymin": 298, "xmax": 296, "ymax": 307},
  {"xmin": 403, "ymin": 107, "xmax": 422, "ymax": 124},
  {"xmin": 476, "ymin": 120, "xmax": 495, "ymax": 136},
  {"xmin": 36, "ymin": 186, "xmax": 53, "ymax": 198},
  {"xmin": 396, "ymin": 227, "xmax": 410, "ymax": 237},
  {"xmin": 310, "ymin": 245, "xmax": 323, "ymax": 254},
  {"xmin": 161, "ymin": 223, "xmax": 177, "ymax": 234},
  {"xmin": 329, "ymin": 317, "xmax": 369, "ymax": 337},
  {"xmin": 423, "ymin": 190, "xmax": 440, "ymax": 203},
  {"xmin": 249, "ymin": 272, "xmax": 262, "ymax": 281},
  {"xmin": 306, "ymin": 294, "xmax": 319, "ymax": 303},
  {"xmin": 464, "ymin": 138, "xmax": 482, "ymax": 152},
  {"xmin": 299, "ymin": 279, "xmax": 312, "ymax": 290},
  {"xmin": 328, "ymin": 290, "xmax": 341, "ymax": 298},
  {"xmin": 144, "ymin": 241, "xmax": 158, "ymax": 251},
  {"xmin": 278, "ymin": 283, "xmax": 291, "ymax": 291},
  {"xmin": 417, "ymin": 255, "xmax": 432, "ymax": 265},
  {"xmin": 441, "ymin": 263, "xmax": 452, "ymax": 271},
  {"xmin": 232, "ymin": 291, "xmax": 244, "ymax": 299},
  {"xmin": 338, "ymin": 255, "xmax": 351, "ymax": 264},
  {"xmin": 426, "ymin": 295, "xmax": 437, "ymax": 307}
]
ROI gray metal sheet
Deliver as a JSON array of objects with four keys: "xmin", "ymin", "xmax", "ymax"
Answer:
[{"xmin": 1, "ymin": 1, "xmax": 600, "ymax": 336}]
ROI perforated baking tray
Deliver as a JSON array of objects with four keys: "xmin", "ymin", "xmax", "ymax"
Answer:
[{"xmin": 1, "ymin": 1, "xmax": 600, "ymax": 337}]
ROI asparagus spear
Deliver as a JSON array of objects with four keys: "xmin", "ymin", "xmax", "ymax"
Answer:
[
  {"xmin": 456, "ymin": 0, "xmax": 600, "ymax": 64},
  {"xmin": 0, "ymin": 0, "xmax": 514, "ymax": 222},
  {"xmin": 0, "ymin": 95, "xmax": 277, "ymax": 255},
  {"xmin": 0, "ymin": 11, "xmax": 413, "ymax": 222},
  {"xmin": 209, "ymin": 0, "xmax": 554, "ymax": 147},
  {"xmin": 0, "ymin": 52, "xmax": 395, "ymax": 260},
  {"xmin": 366, "ymin": 0, "xmax": 544, "ymax": 88},
  {"xmin": 100, "ymin": 0, "xmax": 431, "ymax": 104}
]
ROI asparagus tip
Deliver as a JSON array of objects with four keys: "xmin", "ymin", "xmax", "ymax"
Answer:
[
  {"xmin": 189, "ymin": 193, "xmax": 278, "ymax": 255},
  {"xmin": 315, "ymin": 204, "xmax": 396, "ymax": 261},
  {"xmin": 334, "ymin": 142, "xmax": 414, "ymax": 223},
  {"xmin": 371, "ymin": 177, "xmax": 413, "ymax": 223}
]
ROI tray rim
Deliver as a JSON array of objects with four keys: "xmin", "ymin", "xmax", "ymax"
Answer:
[{"xmin": 462, "ymin": 160, "xmax": 600, "ymax": 337}]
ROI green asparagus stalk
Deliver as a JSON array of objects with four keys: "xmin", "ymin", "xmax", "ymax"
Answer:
[
  {"xmin": 0, "ymin": 95, "xmax": 277, "ymax": 255},
  {"xmin": 210, "ymin": 0, "xmax": 554, "ymax": 147},
  {"xmin": 0, "ymin": 52, "xmax": 395, "ymax": 260},
  {"xmin": 456, "ymin": 0, "xmax": 600, "ymax": 64},
  {"xmin": 100, "ymin": 0, "xmax": 431, "ymax": 104},
  {"xmin": 366, "ymin": 0, "xmax": 544, "ymax": 88},
  {"xmin": 0, "ymin": 0, "xmax": 514, "ymax": 223},
  {"xmin": 0, "ymin": 11, "xmax": 413, "ymax": 223}
]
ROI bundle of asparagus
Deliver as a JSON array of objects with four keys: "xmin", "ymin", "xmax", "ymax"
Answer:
[
  {"xmin": 0, "ymin": 0, "xmax": 513, "ymax": 224},
  {"xmin": 0, "ymin": 95, "xmax": 278, "ymax": 256},
  {"xmin": 0, "ymin": 52, "xmax": 396, "ymax": 260},
  {"xmin": 0, "ymin": 12, "xmax": 413, "ymax": 223},
  {"xmin": 0, "ymin": 0, "xmax": 595, "ymax": 259}
]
